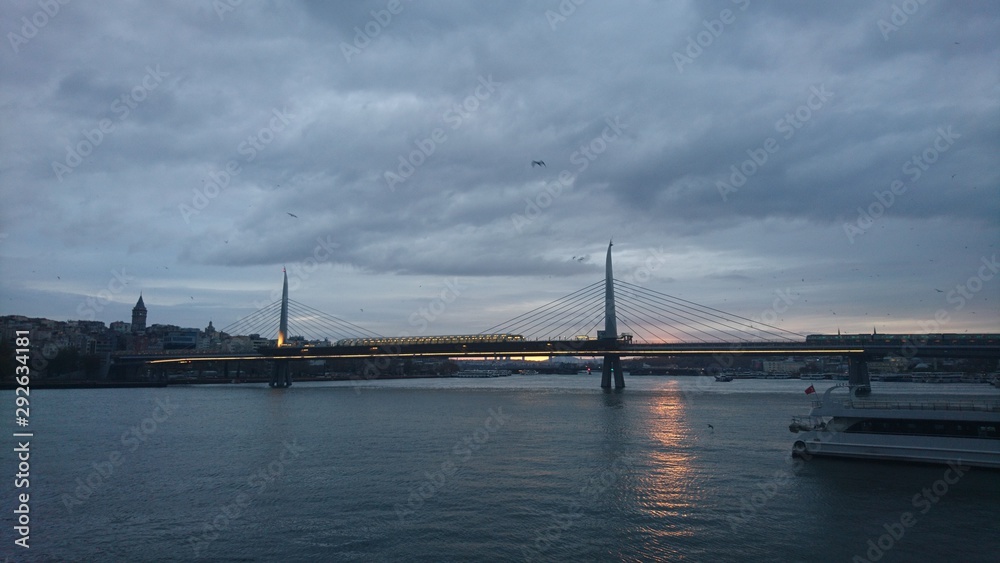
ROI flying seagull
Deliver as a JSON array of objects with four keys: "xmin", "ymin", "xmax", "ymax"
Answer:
[
  {"xmin": 287, "ymin": 212, "xmax": 298, "ymax": 218},
  {"xmin": 531, "ymin": 160, "xmax": 545, "ymax": 167}
]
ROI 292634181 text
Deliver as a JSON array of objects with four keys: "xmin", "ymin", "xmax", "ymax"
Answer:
[{"xmin": 13, "ymin": 330, "xmax": 33, "ymax": 549}]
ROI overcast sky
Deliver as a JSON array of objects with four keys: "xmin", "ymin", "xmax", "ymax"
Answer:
[{"xmin": 1, "ymin": 0, "xmax": 998, "ymax": 341}]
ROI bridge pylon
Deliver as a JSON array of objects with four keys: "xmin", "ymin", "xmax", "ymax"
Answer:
[
  {"xmin": 271, "ymin": 268, "xmax": 292, "ymax": 388},
  {"xmin": 600, "ymin": 240, "xmax": 624, "ymax": 390}
]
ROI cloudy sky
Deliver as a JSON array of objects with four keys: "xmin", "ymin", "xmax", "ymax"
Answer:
[{"xmin": 1, "ymin": 0, "xmax": 998, "ymax": 341}]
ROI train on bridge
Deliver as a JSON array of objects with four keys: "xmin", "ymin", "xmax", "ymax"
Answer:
[
  {"xmin": 334, "ymin": 333, "xmax": 525, "ymax": 347},
  {"xmin": 805, "ymin": 333, "xmax": 999, "ymax": 346}
]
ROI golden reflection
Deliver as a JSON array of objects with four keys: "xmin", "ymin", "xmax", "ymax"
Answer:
[{"xmin": 634, "ymin": 382, "xmax": 700, "ymax": 537}]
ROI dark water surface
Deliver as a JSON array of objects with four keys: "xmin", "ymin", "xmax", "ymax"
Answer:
[{"xmin": 3, "ymin": 376, "xmax": 999, "ymax": 561}]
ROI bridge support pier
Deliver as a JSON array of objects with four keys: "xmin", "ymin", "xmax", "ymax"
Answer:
[
  {"xmin": 847, "ymin": 355, "xmax": 871, "ymax": 396},
  {"xmin": 270, "ymin": 361, "xmax": 292, "ymax": 388},
  {"xmin": 601, "ymin": 355, "xmax": 624, "ymax": 389}
]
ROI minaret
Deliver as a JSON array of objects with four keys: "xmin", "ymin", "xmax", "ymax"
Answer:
[
  {"xmin": 131, "ymin": 294, "xmax": 147, "ymax": 333},
  {"xmin": 277, "ymin": 267, "xmax": 289, "ymax": 347}
]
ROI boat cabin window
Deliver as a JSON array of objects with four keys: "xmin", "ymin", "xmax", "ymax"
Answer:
[{"xmin": 844, "ymin": 419, "xmax": 999, "ymax": 439}]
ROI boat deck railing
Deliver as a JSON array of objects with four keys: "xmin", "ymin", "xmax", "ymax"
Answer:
[{"xmin": 820, "ymin": 399, "xmax": 1000, "ymax": 413}]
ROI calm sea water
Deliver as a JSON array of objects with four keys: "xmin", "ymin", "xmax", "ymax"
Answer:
[{"xmin": 3, "ymin": 376, "xmax": 999, "ymax": 562}]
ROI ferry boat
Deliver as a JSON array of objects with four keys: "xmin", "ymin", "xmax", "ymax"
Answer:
[{"xmin": 789, "ymin": 384, "xmax": 1000, "ymax": 469}]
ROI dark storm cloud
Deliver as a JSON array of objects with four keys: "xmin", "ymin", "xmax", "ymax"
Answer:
[{"xmin": 1, "ymin": 0, "xmax": 997, "ymax": 333}]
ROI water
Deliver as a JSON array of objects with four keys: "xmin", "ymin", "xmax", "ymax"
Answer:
[{"xmin": 3, "ymin": 376, "xmax": 999, "ymax": 562}]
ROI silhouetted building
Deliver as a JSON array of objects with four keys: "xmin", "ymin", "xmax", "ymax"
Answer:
[{"xmin": 131, "ymin": 294, "xmax": 147, "ymax": 333}]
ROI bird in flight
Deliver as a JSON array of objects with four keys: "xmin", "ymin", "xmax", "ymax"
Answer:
[
  {"xmin": 707, "ymin": 424, "xmax": 714, "ymax": 430},
  {"xmin": 531, "ymin": 160, "xmax": 545, "ymax": 167},
  {"xmin": 287, "ymin": 212, "xmax": 298, "ymax": 218}
]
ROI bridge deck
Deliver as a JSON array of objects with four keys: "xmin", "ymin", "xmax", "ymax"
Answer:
[{"xmin": 115, "ymin": 340, "xmax": 1000, "ymax": 364}]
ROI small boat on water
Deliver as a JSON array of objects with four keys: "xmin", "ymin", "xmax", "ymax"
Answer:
[
  {"xmin": 790, "ymin": 384, "xmax": 1000, "ymax": 469},
  {"xmin": 714, "ymin": 374, "xmax": 734, "ymax": 382},
  {"xmin": 453, "ymin": 369, "xmax": 512, "ymax": 378}
]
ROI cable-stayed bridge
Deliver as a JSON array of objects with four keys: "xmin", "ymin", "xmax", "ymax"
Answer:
[{"xmin": 118, "ymin": 242, "xmax": 1000, "ymax": 391}]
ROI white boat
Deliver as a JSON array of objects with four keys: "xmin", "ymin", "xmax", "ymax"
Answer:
[{"xmin": 789, "ymin": 384, "xmax": 1000, "ymax": 469}]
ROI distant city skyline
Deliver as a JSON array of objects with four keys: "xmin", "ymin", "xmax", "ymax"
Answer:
[{"xmin": 1, "ymin": 2, "xmax": 997, "ymax": 337}]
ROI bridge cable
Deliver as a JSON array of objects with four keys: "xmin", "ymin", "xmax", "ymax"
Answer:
[
  {"xmin": 617, "ymin": 279, "xmax": 804, "ymax": 340},
  {"xmin": 615, "ymin": 283, "xmax": 762, "ymax": 341},
  {"xmin": 288, "ymin": 299, "xmax": 383, "ymax": 339},
  {"xmin": 480, "ymin": 280, "xmax": 604, "ymax": 337},
  {"xmin": 514, "ymin": 285, "xmax": 605, "ymax": 339},
  {"xmin": 615, "ymin": 280, "xmax": 803, "ymax": 341},
  {"xmin": 616, "ymin": 302, "xmax": 692, "ymax": 343},
  {"xmin": 481, "ymin": 280, "xmax": 603, "ymax": 336},
  {"xmin": 615, "ymin": 290, "xmax": 748, "ymax": 342}
]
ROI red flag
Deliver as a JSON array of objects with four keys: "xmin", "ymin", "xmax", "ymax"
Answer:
[{"xmin": 804, "ymin": 385, "xmax": 816, "ymax": 395}]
